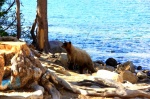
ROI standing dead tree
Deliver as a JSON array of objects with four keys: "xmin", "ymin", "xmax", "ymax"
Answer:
[
  {"xmin": 15, "ymin": 0, "xmax": 21, "ymax": 39},
  {"xmin": 30, "ymin": 0, "xmax": 50, "ymax": 53}
]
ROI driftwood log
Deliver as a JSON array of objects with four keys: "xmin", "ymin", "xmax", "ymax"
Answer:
[
  {"xmin": 41, "ymin": 68, "xmax": 150, "ymax": 98},
  {"xmin": 0, "ymin": 39, "xmax": 150, "ymax": 99}
]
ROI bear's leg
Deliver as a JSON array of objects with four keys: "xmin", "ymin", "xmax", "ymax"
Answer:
[
  {"xmin": 86, "ymin": 64, "xmax": 96, "ymax": 73},
  {"xmin": 79, "ymin": 66, "xmax": 84, "ymax": 74},
  {"xmin": 79, "ymin": 66, "xmax": 93, "ymax": 74},
  {"xmin": 68, "ymin": 62, "xmax": 74, "ymax": 70}
]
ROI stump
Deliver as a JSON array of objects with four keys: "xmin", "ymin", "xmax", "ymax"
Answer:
[{"xmin": 0, "ymin": 41, "xmax": 45, "ymax": 98}]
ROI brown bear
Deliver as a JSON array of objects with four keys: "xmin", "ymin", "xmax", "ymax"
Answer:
[{"xmin": 62, "ymin": 41, "xmax": 96, "ymax": 74}]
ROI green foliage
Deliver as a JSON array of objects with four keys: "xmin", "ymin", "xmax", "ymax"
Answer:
[
  {"xmin": 0, "ymin": 0, "xmax": 7, "ymax": 36},
  {"xmin": 0, "ymin": 11, "xmax": 6, "ymax": 16},
  {"xmin": 0, "ymin": 27, "xmax": 8, "ymax": 36},
  {"xmin": 0, "ymin": 0, "xmax": 16, "ymax": 37},
  {"xmin": 0, "ymin": 30, "xmax": 8, "ymax": 36},
  {"xmin": 0, "ymin": 0, "xmax": 32, "ymax": 41},
  {"xmin": 0, "ymin": 0, "xmax": 5, "ymax": 9}
]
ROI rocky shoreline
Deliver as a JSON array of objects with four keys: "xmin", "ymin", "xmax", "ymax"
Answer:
[
  {"xmin": 49, "ymin": 40, "xmax": 150, "ymax": 82},
  {"xmin": 0, "ymin": 37, "xmax": 150, "ymax": 99}
]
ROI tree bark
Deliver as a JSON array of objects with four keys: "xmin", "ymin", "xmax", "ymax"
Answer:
[
  {"xmin": 15, "ymin": 0, "xmax": 21, "ymax": 39},
  {"xmin": 30, "ymin": 14, "xmax": 37, "ymax": 46},
  {"xmin": 37, "ymin": 0, "xmax": 50, "ymax": 52}
]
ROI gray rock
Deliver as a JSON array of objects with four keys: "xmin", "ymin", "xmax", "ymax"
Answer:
[
  {"xmin": 94, "ymin": 61, "xmax": 115, "ymax": 72},
  {"xmin": 137, "ymin": 71, "xmax": 147, "ymax": 79},
  {"xmin": 96, "ymin": 70, "xmax": 123, "ymax": 82},
  {"xmin": 116, "ymin": 61, "xmax": 135, "ymax": 73},
  {"xmin": 120, "ymin": 70, "xmax": 138, "ymax": 84},
  {"xmin": 58, "ymin": 53, "xmax": 68, "ymax": 68},
  {"xmin": 49, "ymin": 40, "xmax": 66, "ymax": 54}
]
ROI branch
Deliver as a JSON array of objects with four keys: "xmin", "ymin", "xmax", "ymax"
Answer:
[
  {"xmin": 30, "ymin": 14, "xmax": 37, "ymax": 45},
  {"xmin": 4, "ymin": 0, "xmax": 15, "ymax": 14},
  {"xmin": 3, "ymin": 18, "xmax": 16, "ymax": 31}
]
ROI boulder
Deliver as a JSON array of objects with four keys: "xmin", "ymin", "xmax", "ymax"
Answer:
[
  {"xmin": 137, "ymin": 66, "xmax": 142, "ymax": 70},
  {"xmin": 0, "ymin": 41, "xmax": 46, "ymax": 98},
  {"xmin": 49, "ymin": 40, "xmax": 66, "ymax": 54},
  {"xmin": 94, "ymin": 62, "xmax": 115, "ymax": 72},
  {"xmin": 58, "ymin": 53, "xmax": 68, "ymax": 68},
  {"xmin": 116, "ymin": 61, "xmax": 135, "ymax": 73},
  {"xmin": 137, "ymin": 71, "xmax": 147, "ymax": 79},
  {"xmin": 94, "ymin": 63, "xmax": 105, "ymax": 70},
  {"xmin": 105, "ymin": 65, "xmax": 115, "ymax": 71},
  {"xmin": 96, "ymin": 70, "xmax": 123, "ymax": 83},
  {"xmin": 94, "ymin": 60, "xmax": 105, "ymax": 66},
  {"xmin": 105, "ymin": 58, "xmax": 117, "ymax": 68},
  {"xmin": 120, "ymin": 70, "xmax": 138, "ymax": 84},
  {"xmin": 0, "ymin": 41, "xmax": 46, "ymax": 89}
]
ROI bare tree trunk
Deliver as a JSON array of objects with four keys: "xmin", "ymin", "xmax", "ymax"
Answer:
[
  {"xmin": 15, "ymin": 0, "xmax": 21, "ymax": 39},
  {"xmin": 37, "ymin": 0, "xmax": 50, "ymax": 52},
  {"xmin": 30, "ymin": 14, "xmax": 37, "ymax": 46}
]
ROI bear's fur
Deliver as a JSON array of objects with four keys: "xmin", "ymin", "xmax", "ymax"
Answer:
[{"xmin": 62, "ymin": 41, "xmax": 96, "ymax": 74}]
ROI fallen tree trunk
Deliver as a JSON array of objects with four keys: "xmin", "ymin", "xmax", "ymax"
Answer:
[
  {"xmin": 41, "ymin": 69, "xmax": 61, "ymax": 99},
  {"xmin": 94, "ymin": 77, "xmax": 150, "ymax": 98}
]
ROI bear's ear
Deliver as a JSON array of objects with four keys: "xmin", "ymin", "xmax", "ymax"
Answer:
[
  {"xmin": 62, "ymin": 41, "xmax": 67, "ymax": 48},
  {"xmin": 69, "ymin": 41, "xmax": 71, "ymax": 44}
]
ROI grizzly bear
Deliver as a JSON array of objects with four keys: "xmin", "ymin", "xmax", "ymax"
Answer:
[{"xmin": 62, "ymin": 41, "xmax": 96, "ymax": 74}]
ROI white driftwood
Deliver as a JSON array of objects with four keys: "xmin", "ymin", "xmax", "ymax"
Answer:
[
  {"xmin": 55, "ymin": 68, "xmax": 71, "ymax": 76},
  {"xmin": 94, "ymin": 77, "xmax": 150, "ymax": 98},
  {"xmin": 94, "ymin": 77, "xmax": 125, "ymax": 89},
  {"xmin": 30, "ymin": 48, "xmax": 41, "ymax": 57},
  {"xmin": 41, "ymin": 70, "xmax": 61, "ymax": 99},
  {"xmin": 123, "ymin": 82, "xmax": 150, "ymax": 90},
  {"xmin": 44, "ymin": 69, "xmax": 150, "ymax": 98},
  {"xmin": 0, "ymin": 82, "xmax": 44, "ymax": 99},
  {"xmin": 43, "ymin": 81, "xmax": 60, "ymax": 99}
]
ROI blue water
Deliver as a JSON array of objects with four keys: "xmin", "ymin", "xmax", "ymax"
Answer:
[{"xmin": 21, "ymin": 0, "xmax": 150, "ymax": 69}]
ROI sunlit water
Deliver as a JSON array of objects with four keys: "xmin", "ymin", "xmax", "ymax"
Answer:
[{"xmin": 20, "ymin": 0, "xmax": 150, "ymax": 69}]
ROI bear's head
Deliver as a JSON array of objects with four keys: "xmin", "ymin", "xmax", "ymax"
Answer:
[{"xmin": 62, "ymin": 41, "xmax": 72, "ymax": 53}]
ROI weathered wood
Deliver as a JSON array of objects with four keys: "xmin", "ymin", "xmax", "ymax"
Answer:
[
  {"xmin": 0, "ymin": 53, "xmax": 7, "ymax": 90},
  {"xmin": 93, "ymin": 77, "xmax": 150, "ymax": 98},
  {"xmin": 46, "ymin": 69, "xmax": 150, "ymax": 98},
  {"xmin": 0, "ymin": 42, "xmax": 30, "ymax": 56},
  {"xmin": 0, "ymin": 41, "xmax": 43, "ymax": 90},
  {"xmin": 30, "ymin": 48, "xmax": 41, "ymax": 57},
  {"xmin": 30, "ymin": 14, "xmax": 37, "ymax": 45},
  {"xmin": 94, "ymin": 77, "xmax": 124, "ymax": 89},
  {"xmin": 15, "ymin": 0, "xmax": 21, "ymax": 39},
  {"xmin": 47, "ymin": 64, "xmax": 71, "ymax": 76},
  {"xmin": 0, "ymin": 82, "xmax": 44, "ymax": 99},
  {"xmin": 4, "ymin": 66, "xmax": 11, "ymax": 78},
  {"xmin": 0, "ymin": 41, "xmax": 45, "ymax": 98},
  {"xmin": 42, "ymin": 81, "xmax": 60, "ymax": 99},
  {"xmin": 0, "ymin": 36, "xmax": 18, "ymax": 41},
  {"xmin": 41, "ymin": 69, "xmax": 61, "ymax": 99},
  {"xmin": 0, "ymin": 54, "xmax": 4, "ymax": 84},
  {"xmin": 37, "ymin": 0, "xmax": 50, "ymax": 52}
]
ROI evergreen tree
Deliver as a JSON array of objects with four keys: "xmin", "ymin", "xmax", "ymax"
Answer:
[
  {"xmin": 0, "ymin": 0, "xmax": 8, "ymax": 36},
  {"xmin": 0, "ymin": 0, "xmax": 16, "ymax": 36}
]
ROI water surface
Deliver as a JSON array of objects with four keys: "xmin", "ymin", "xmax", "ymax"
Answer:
[{"xmin": 21, "ymin": 0, "xmax": 150, "ymax": 69}]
